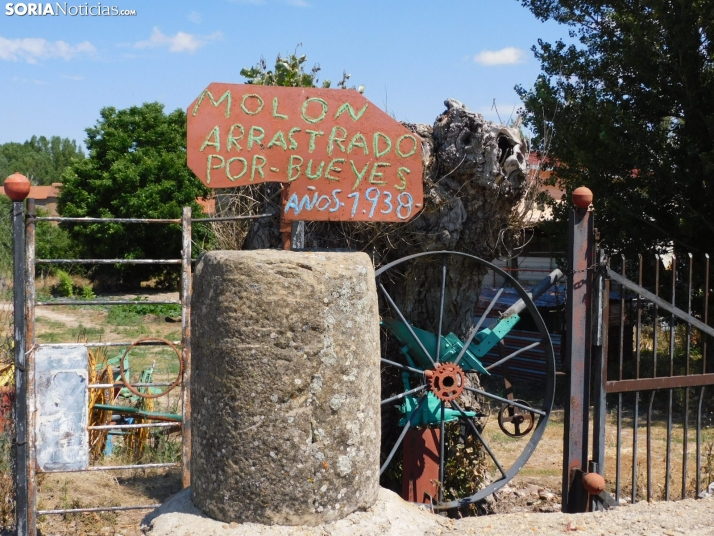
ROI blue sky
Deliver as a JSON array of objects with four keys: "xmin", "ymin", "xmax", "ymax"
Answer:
[{"xmin": 0, "ymin": 0, "xmax": 568, "ymax": 147}]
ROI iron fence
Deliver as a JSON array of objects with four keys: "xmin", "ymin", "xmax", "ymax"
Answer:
[
  {"xmin": 592, "ymin": 251, "xmax": 713, "ymax": 504},
  {"xmin": 7, "ymin": 202, "xmax": 268, "ymax": 536}
]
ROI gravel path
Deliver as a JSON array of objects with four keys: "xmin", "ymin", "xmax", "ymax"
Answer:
[{"xmin": 144, "ymin": 487, "xmax": 714, "ymax": 536}]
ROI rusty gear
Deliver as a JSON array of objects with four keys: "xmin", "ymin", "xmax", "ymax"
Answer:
[{"xmin": 424, "ymin": 363, "xmax": 466, "ymax": 401}]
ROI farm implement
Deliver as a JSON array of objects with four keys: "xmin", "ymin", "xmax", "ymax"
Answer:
[{"xmin": 377, "ymin": 251, "xmax": 562, "ymax": 510}]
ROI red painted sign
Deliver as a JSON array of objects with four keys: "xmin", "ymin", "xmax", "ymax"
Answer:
[{"xmin": 187, "ymin": 83, "xmax": 424, "ymax": 222}]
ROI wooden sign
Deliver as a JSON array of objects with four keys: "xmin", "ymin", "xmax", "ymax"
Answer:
[{"xmin": 187, "ymin": 83, "xmax": 424, "ymax": 222}]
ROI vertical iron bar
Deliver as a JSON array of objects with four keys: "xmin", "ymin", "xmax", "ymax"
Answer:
[
  {"xmin": 436, "ymin": 256, "xmax": 447, "ymax": 363},
  {"xmin": 682, "ymin": 253, "xmax": 692, "ymax": 499},
  {"xmin": 12, "ymin": 200, "xmax": 27, "ymax": 536},
  {"xmin": 438, "ymin": 401, "xmax": 445, "ymax": 504},
  {"xmin": 665, "ymin": 254, "xmax": 676, "ymax": 501},
  {"xmin": 697, "ymin": 254, "xmax": 709, "ymax": 497},
  {"xmin": 696, "ymin": 387, "xmax": 704, "ymax": 497},
  {"xmin": 181, "ymin": 207, "xmax": 192, "ymax": 488},
  {"xmin": 25, "ymin": 200, "xmax": 36, "ymax": 536},
  {"xmin": 703, "ymin": 254, "xmax": 710, "ymax": 375},
  {"xmin": 632, "ymin": 254, "xmax": 642, "ymax": 504},
  {"xmin": 653, "ymin": 255, "xmax": 660, "ymax": 376},
  {"xmin": 592, "ymin": 249, "xmax": 608, "ymax": 475},
  {"xmin": 704, "ymin": 254, "xmax": 710, "ymax": 375},
  {"xmin": 562, "ymin": 204, "xmax": 593, "ymax": 513},
  {"xmin": 615, "ymin": 255, "xmax": 625, "ymax": 502},
  {"xmin": 647, "ymin": 255, "xmax": 660, "ymax": 502},
  {"xmin": 647, "ymin": 391, "xmax": 654, "ymax": 502},
  {"xmin": 588, "ymin": 460, "xmax": 599, "ymax": 512}
]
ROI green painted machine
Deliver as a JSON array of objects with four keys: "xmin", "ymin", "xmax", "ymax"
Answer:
[{"xmin": 383, "ymin": 314, "xmax": 521, "ymax": 427}]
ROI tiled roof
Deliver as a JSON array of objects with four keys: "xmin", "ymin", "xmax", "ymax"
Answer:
[
  {"xmin": 26, "ymin": 184, "xmax": 61, "ymax": 200},
  {"xmin": 195, "ymin": 197, "xmax": 215, "ymax": 214},
  {"xmin": 0, "ymin": 183, "xmax": 62, "ymax": 201}
]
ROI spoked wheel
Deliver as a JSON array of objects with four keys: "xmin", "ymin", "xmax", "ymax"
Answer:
[{"xmin": 376, "ymin": 251, "xmax": 556, "ymax": 511}]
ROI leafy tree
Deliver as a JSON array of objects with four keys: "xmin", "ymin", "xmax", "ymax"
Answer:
[
  {"xmin": 58, "ymin": 102, "xmax": 209, "ymax": 287},
  {"xmin": 34, "ymin": 208, "xmax": 79, "ymax": 275},
  {"xmin": 0, "ymin": 135, "xmax": 84, "ymax": 185},
  {"xmin": 517, "ymin": 0, "xmax": 714, "ymax": 257},
  {"xmin": 240, "ymin": 45, "xmax": 358, "ymax": 90}
]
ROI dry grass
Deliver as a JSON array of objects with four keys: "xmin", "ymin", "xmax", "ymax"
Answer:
[{"xmin": 0, "ymin": 432, "xmax": 14, "ymax": 529}]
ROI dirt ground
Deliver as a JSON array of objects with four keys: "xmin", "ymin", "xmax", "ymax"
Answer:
[{"xmin": 10, "ymin": 293, "xmax": 712, "ymax": 535}]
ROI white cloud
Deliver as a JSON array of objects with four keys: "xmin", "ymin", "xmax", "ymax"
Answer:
[
  {"xmin": 188, "ymin": 11, "xmax": 202, "ymax": 24},
  {"xmin": 62, "ymin": 74, "xmax": 84, "ymax": 81},
  {"xmin": 473, "ymin": 47, "xmax": 526, "ymax": 66},
  {"xmin": 284, "ymin": 0, "xmax": 310, "ymax": 6},
  {"xmin": 12, "ymin": 76, "xmax": 47, "ymax": 85},
  {"xmin": 134, "ymin": 27, "xmax": 222, "ymax": 53},
  {"xmin": 0, "ymin": 36, "xmax": 95, "ymax": 63}
]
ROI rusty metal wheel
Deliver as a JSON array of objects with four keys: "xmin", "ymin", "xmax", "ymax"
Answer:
[
  {"xmin": 497, "ymin": 399, "xmax": 536, "ymax": 438},
  {"xmin": 119, "ymin": 337, "xmax": 183, "ymax": 399},
  {"xmin": 376, "ymin": 251, "xmax": 557, "ymax": 510}
]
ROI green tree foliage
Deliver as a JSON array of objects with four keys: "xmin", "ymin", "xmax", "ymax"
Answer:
[
  {"xmin": 0, "ymin": 135, "xmax": 84, "ymax": 185},
  {"xmin": 240, "ymin": 46, "xmax": 360, "ymax": 91},
  {"xmin": 34, "ymin": 208, "xmax": 78, "ymax": 272},
  {"xmin": 241, "ymin": 52, "xmax": 331, "ymax": 88},
  {"xmin": 58, "ymin": 102, "xmax": 209, "ymax": 287},
  {"xmin": 517, "ymin": 0, "xmax": 714, "ymax": 256}
]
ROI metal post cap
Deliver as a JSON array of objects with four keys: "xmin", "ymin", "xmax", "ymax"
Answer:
[
  {"xmin": 572, "ymin": 186, "xmax": 593, "ymax": 208},
  {"xmin": 4, "ymin": 172, "xmax": 31, "ymax": 201}
]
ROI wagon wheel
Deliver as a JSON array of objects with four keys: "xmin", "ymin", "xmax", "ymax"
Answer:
[{"xmin": 376, "ymin": 251, "xmax": 556, "ymax": 510}]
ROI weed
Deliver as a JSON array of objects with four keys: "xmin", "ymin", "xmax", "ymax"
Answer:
[
  {"xmin": 54, "ymin": 270, "xmax": 74, "ymax": 298},
  {"xmin": 705, "ymin": 441, "xmax": 714, "ymax": 489},
  {"xmin": 107, "ymin": 297, "xmax": 181, "ymax": 326},
  {"xmin": 35, "ymin": 318, "xmax": 65, "ymax": 330},
  {"xmin": 143, "ymin": 429, "xmax": 182, "ymax": 464},
  {"xmin": 441, "ymin": 422, "xmax": 488, "ymax": 516},
  {"xmin": 81, "ymin": 285, "xmax": 95, "ymax": 300},
  {"xmin": 0, "ymin": 432, "xmax": 14, "ymax": 528}
]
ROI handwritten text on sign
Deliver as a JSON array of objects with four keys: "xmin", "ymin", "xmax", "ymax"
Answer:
[{"xmin": 186, "ymin": 83, "xmax": 424, "ymax": 222}]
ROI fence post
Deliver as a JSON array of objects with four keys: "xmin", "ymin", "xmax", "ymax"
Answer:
[
  {"xmin": 562, "ymin": 187, "xmax": 595, "ymax": 513},
  {"xmin": 25, "ymin": 199, "xmax": 36, "ymax": 535},
  {"xmin": 4, "ymin": 173, "xmax": 30, "ymax": 535},
  {"xmin": 181, "ymin": 206, "xmax": 192, "ymax": 488}
]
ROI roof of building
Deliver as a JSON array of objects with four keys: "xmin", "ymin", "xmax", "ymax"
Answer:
[
  {"xmin": 26, "ymin": 184, "xmax": 62, "ymax": 200},
  {"xmin": 0, "ymin": 183, "xmax": 62, "ymax": 201},
  {"xmin": 195, "ymin": 197, "xmax": 215, "ymax": 214}
]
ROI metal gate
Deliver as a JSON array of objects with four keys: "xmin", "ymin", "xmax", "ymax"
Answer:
[
  {"xmin": 591, "ymin": 252, "xmax": 713, "ymax": 504},
  {"xmin": 560, "ymin": 197, "xmax": 713, "ymax": 511},
  {"xmin": 10, "ymin": 199, "xmax": 265, "ymax": 536}
]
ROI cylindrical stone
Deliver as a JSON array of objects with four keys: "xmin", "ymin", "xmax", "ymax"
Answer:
[{"xmin": 191, "ymin": 250, "xmax": 380, "ymax": 526}]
